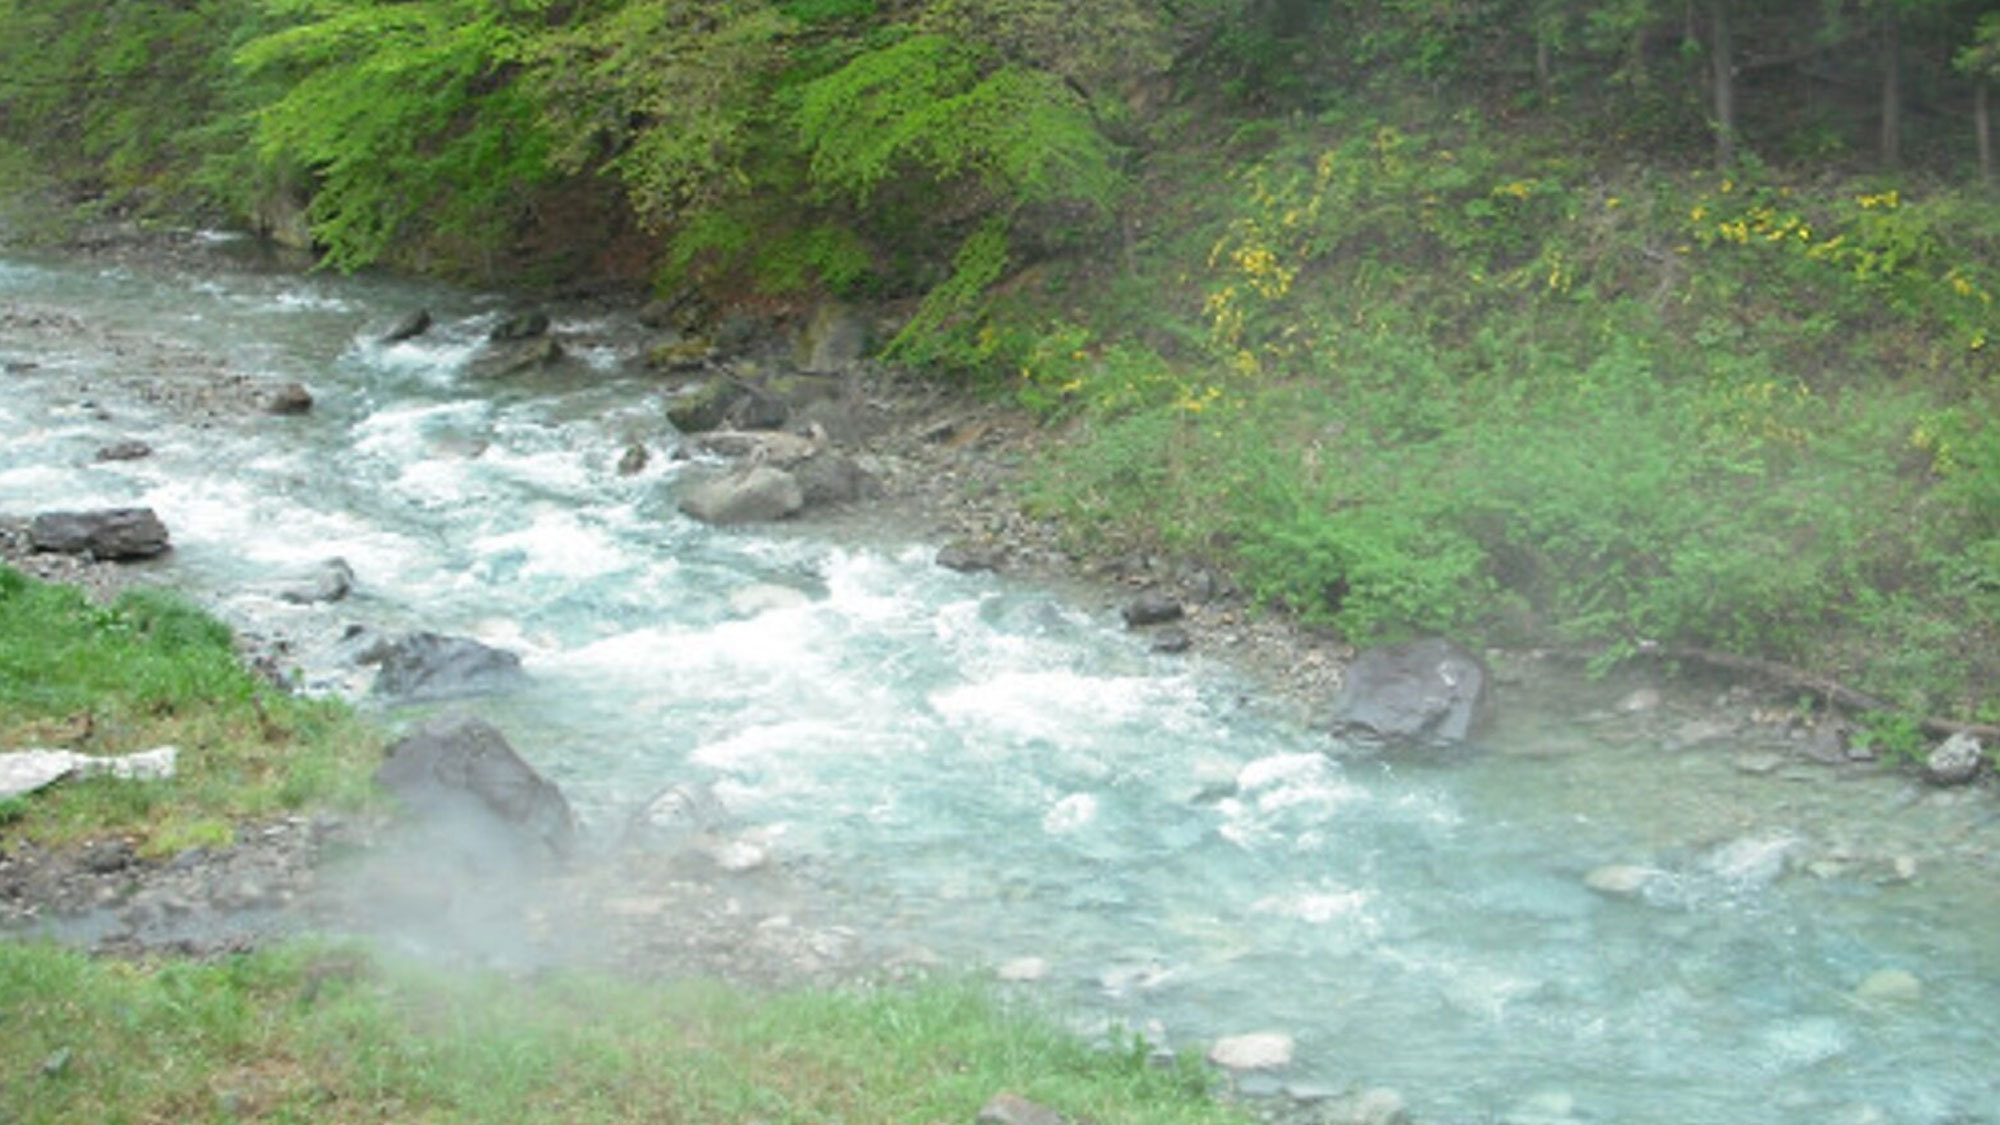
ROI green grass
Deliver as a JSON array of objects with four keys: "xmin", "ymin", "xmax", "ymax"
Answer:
[
  {"xmin": 0, "ymin": 941, "xmax": 1248, "ymax": 1125},
  {"xmin": 0, "ymin": 565, "xmax": 381, "ymax": 853}
]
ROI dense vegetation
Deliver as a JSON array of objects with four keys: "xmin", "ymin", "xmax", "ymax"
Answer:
[
  {"xmin": 0, "ymin": 566, "xmax": 378, "ymax": 851},
  {"xmin": 1, "ymin": 0, "xmax": 1994, "ymax": 730},
  {"xmin": 0, "ymin": 941, "xmax": 1243, "ymax": 1124}
]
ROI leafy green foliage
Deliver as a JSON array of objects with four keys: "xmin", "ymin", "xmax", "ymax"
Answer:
[{"xmin": 235, "ymin": 0, "xmax": 559, "ymax": 269}]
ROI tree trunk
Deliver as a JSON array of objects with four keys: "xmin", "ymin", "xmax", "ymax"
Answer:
[
  {"xmin": 1978, "ymin": 78, "xmax": 1993, "ymax": 185},
  {"xmin": 1710, "ymin": 1, "xmax": 1737, "ymax": 168},
  {"xmin": 1880, "ymin": 14, "xmax": 1902, "ymax": 168}
]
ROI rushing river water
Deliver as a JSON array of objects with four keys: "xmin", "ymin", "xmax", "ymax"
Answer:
[{"xmin": 3, "ymin": 239, "xmax": 1998, "ymax": 1124}]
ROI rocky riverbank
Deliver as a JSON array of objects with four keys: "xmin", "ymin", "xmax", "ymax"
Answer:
[{"xmin": 4, "ymin": 226, "xmax": 1993, "ymax": 1002}]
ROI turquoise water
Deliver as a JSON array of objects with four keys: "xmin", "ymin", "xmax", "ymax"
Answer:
[{"xmin": 3, "ymin": 244, "xmax": 1997, "ymax": 1124}]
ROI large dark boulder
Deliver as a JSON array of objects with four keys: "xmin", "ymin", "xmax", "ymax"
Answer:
[
  {"xmin": 375, "ymin": 714, "xmax": 576, "ymax": 862},
  {"xmin": 1329, "ymin": 637, "xmax": 1491, "ymax": 750},
  {"xmin": 29, "ymin": 508, "xmax": 171, "ymax": 560},
  {"xmin": 360, "ymin": 631, "xmax": 527, "ymax": 701}
]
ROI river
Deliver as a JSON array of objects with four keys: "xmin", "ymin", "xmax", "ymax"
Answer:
[{"xmin": 2, "ymin": 237, "xmax": 1997, "ymax": 1124}]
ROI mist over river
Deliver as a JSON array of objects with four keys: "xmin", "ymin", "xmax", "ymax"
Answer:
[{"xmin": 3, "ymin": 238, "xmax": 1998, "ymax": 1125}]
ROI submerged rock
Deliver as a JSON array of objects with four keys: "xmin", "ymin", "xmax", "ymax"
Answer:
[
  {"xmin": 1329, "ymin": 637, "xmax": 1490, "ymax": 750},
  {"xmin": 29, "ymin": 507, "xmax": 170, "ymax": 560}
]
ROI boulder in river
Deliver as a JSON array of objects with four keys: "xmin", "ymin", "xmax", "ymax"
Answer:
[
  {"xmin": 1922, "ymin": 732, "xmax": 1985, "ymax": 786},
  {"xmin": 360, "ymin": 631, "xmax": 527, "ymax": 701},
  {"xmin": 381, "ymin": 308, "xmax": 432, "ymax": 343},
  {"xmin": 680, "ymin": 464, "xmax": 804, "ymax": 525},
  {"xmin": 374, "ymin": 713, "xmax": 576, "ymax": 863},
  {"xmin": 489, "ymin": 309, "xmax": 551, "ymax": 341},
  {"xmin": 29, "ymin": 507, "xmax": 170, "ymax": 560},
  {"xmin": 277, "ymin": 556, "xmax": 355, "ymax": 604},
  {"xmin": 1328, "ymin": 636, "xmax": 1490, "ymax": 750},
  {"xmin": 259, "ymin": 381, "xmax": 314, "ymax": 415},
  {"xmin": 467, "ymin": 335, "xmax": 563, "ymax": 379}
]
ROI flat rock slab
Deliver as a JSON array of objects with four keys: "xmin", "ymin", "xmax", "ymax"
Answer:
[
  {"xmin": 29, "ymin": 508, "xmax": 171, "ymax": 560},
  {"xmin": 0, "ymin": 747, "xmax": 178, "ymax": 799}
]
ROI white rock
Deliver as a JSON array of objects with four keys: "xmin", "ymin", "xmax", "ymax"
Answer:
[
  {"xmin": 1583, "ymin": 864, "xmax": 1657, "ymax": 897},
  {"xmin": 1207, "ymin": 1031, "xmax": 1295, "ymax": 1071},
  {"xmin": 996, "ymin": 957, "xmax": 1049, "ymax": 982},
  {"xmin": 0, "ymin": 746, "xmax": 178, "ymax": 799},
  {"xmin": 1854, "ymin": 968, "xmax": 1922, "ymax": 1005},
  {"xmin": 1924, "ymin": 732, "xmax": 1985, "ymax": 786}
]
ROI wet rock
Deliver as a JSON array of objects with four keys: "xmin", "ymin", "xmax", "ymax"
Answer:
[
  {"xmin": 1150, "ymin": 627, "xmax": 1193, "ymax": 654},
  {"xmin": 794, "ymin": 452, "xmax": 882, "ymax": 507},
  {"xmin": 259, "ymin": 381, "xmax": 314, "ymax": 415},
  {"xmin": 1329, "ymin": 637, "xmax": 1490, "ymax": 750},
  {"xmin": 680, "ymin": 464, "xmax": 804, "ymax": 525},
  {"xmin": 977, "ymin": 1092, "xmax": 1068, "ymax": 1125},
  {"xmin": 374, "ymin": 713, "xmax": 576, "ymax": 862},
  {"xmin": 468, "ymin": 335, "xmax": 563, "ymax": 379},
  {"xmin": 489, "ymin": 309, "xmax": 550, "ymax": 341},
  {"xmin": 278, "ymin": 557, "xmax": 355, "ymax": 604},
  {"xmin": 381, "ymin": 308, "xmax": 432, "ymax": 343},
  {"xmin": 937, "ymin": 538, "xmax": 1004, "ymax": 573},
  {"xmin": 93, "ymin": 438, "xmax": 152, "ymax": 462},
  {"xmin": 30, "ymin": 507, "xmax": 170, "ymax": 560},
  {"xmin": 1922, "ymin": 732, "xmax": 1985, "ymax": 786},
  {"xmin": 617, "ymin": 442, "xmax": 649, "ymax": 476},
  {"xmin": 1122, "ymin": 592, "xmax": 1185, "ymax": 628},
  {"xmin": 1207, "ymin": 1031, "xmax": 1294, "ymax": 1071},
  {"xmin": 360, "ymin": 631, "xmax": 527, "ymax": 702},
  {"xmin": 797, "ymin": 301, "xmax": 869, "ymax": 373}
]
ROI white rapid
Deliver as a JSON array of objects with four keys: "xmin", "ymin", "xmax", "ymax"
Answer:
[{"xmin": 3, "ymin": 241, "xmax": 1997, "ymax": 1125}]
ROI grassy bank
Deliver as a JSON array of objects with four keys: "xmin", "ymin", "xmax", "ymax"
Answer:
[
  {"xmin": 0, "ymin": 941, "xmax": 1245, "ymax": 1125},
  {"xmin": 971, "ymin": 119, "xmax": 2000, "ymax": 738},
  {"xmin": 0, "ymin": 565, "xmax": 380, "ymax": 853}
]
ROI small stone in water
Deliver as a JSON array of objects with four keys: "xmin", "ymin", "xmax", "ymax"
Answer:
[
  {"xmin": 1207, "ymin": 1031, "xmax": 1294, "ymax": 1071},
  {"xmin": 996, "ymin": 957, "xmax": 1048, "ymax": 982},
  {"xmin": 1583, "ymin": 864, "xmax": 1655, "ymax": 898},
  {"xmin": 1731, "ymin": 750, "xmax": 1785, "ymax": 775},
  {"xmin": 1854, "ymin": 968, "xmax": 1922, "ymax": 1004}
]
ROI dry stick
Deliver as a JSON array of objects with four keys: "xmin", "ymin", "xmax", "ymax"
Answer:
[{"xmin": 1638, "ymin": 645, "xmax": 2000, "ymax": 742}]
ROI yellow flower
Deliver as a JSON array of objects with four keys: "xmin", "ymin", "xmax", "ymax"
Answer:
[{"xmin": 1690, "ymin": 205, "xmax": 1708, "ymax": 222}]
